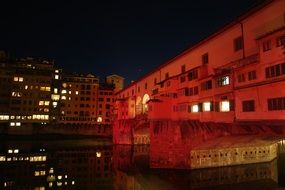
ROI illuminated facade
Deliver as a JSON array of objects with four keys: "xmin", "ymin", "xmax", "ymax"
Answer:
[
  {"xmin": 114, "ymin": 0, "xmax": 285, "ymax": 145},
  {"xmin": 106, "ymin": 74, "xmax": 124, "ymax": 93},
  {"xmin": 97, "ymin": 84, "xmax": 115, "ymax": 125},
  {"xmin": 0, "ymin": 56, "xmax": 60, "ymax": 127},
  {"xmin": 59, "ymin": 74, "xmax": 100, "ymax": 125}
]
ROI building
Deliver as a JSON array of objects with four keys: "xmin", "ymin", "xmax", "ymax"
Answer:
[
  {"xmin": 106, "ymin": 74, "xmax": 124, "ymax": 92},
  {"xmin": 59, "ymin": 73, "xmax": 99, "ymax": 125},
  {"xmin": 0, "ymin": 57, "xmax": 60, "ymax": 127},
  {"xmin": 115, "ymin": 0, "xmax": 285, "ymax": 126},
  {"xmin": 98, "ymin": 84, "xmax": 115, "ymax": 125},
  {"xmin": 114, "ymin": 0, "xmax": 285, "ymax": 145}
]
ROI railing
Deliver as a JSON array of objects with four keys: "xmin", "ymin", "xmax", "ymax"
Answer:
[{"xmin": 234, "ymin": 54, "xmax": 259, "ymax": 68}]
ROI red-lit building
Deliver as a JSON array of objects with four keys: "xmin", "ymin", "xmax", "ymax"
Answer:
[{"xmin": 114, "ymin": 0, "xmax": 285, "ymax": 145}]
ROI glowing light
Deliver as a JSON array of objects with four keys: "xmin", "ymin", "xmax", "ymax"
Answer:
[
  {"xmin": 58, "ymin": 175, "xmax": 62, "ymax": 180},
  {"xmin": 191, "ymin": 105, "xmax": 199, "ymax": 112},
  {"xmin": 97, "ymin": 117, "xmax": 102, "ymax": 123},
  {"xmin": 221, "ymin": 101, "xmax": 230, "ymax": 112},
  {"xmin": 55, "ymin": 75, "xmax": 59, "ymax": 80},
  {"xmin": 14, "ymin": 149, "xmax": 19, "ymax": 153},
  {"xmin": 75, "ymin": 91, "xmax": 79, "ymax": 95},
  {"xmin": 96, "ymin": 151, "xmax": 101, "ymax": 158}
]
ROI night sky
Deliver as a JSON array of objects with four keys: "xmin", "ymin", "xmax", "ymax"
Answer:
[{"xmin": 0, "ymin": 0, "xmax": 263, "ymax": 85}]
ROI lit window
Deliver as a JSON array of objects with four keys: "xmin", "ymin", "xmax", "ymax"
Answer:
[
  {"xmin": 72, "ymin": 181, "xmax": 75, "ymax": 185},
  {"xmin": 65, "ymin": 175, "xmax": 67, "ymax": 179},
  {"xmin": 19, "ymin": 77, "xmax": 23, "ymax": 82},
  {"xmin": 44, "ymin": 101, "xmax": 50, "ymax": 106},
  {"xmin": 10, "ymin": 122, "xmax": 15, "ymax": 126},
  {"xmin": 97, "ymin": 117, "xmax": 102, "ymax": 123},
  {"xmin": 13, "ymin": 77, "xmax": 18, "ymax": 81},
  {"xmin": 49, "ymin": 182, "xmax": 53, "ymax": 188},
  {"xmin": 55, "ymin": 69, "xmax": 59, "ymax": 73},
  {"xmin": 58, "ymin": 175, "xmax": 62, "ymax": 180},
  {"xmin": 68, "ymin": 97, "xmax": 71, "ymax": 100},
  {"xmin": 39, "ymin": 101, "xmax": 44, "ymax": 106},
  {"xmin": 68, "ymin": 91, "xmax": 71, "ymax": 94},
  {"xmin": 0, "ymin": 115, "xmax": 9, "ymax": 120},
  {"xmin": 55, "ymin": 75, "xmax": 59, "ymax": 80},
  {"xmin": 191, "ymin": 105, "xmax": 199, "ymax": 112},
  {"xmin": 203, "ymin": 102, "xmax": 211, "ymax": 112},
  {"xmin": 16, "ymin": 122, "xmax": 21, "ymax": 126},
  {"xmin": 35, "ymin": 171, "xmax": 40, "ymax": 176},
  {"xmin": 54, "ymin": 88, "xmax": 58, "ymax": 93},
  {"xmin": 25, "ymin": 85, "xmax": 28, "ymax": 90},
  {"xmin": 217, "ymin": 76, "xmax": 230, "ymax": 87},
  {"xmin": 220, "ymin": 101, "xmax": 230, "ymax": 112},
  {"xmin": 49, "ymin": 168, "xmax": 54, "ymax": 174},
  {"xmin": 52, "ymin": 102, "xmax": 58, "ymax": 108},
  {"xmin": 61, "ymin": 90, "xmax": 67, "ymax": 94},
  {"xmin": 13, "ymin": 149, "xmax": 19, "ymax": 153},
  {"xmin": 51, "ymin": 95, "xmax": 60, "ymax": 101},
  {"xmin": 57, "ymin": 182, "xmax": 62, "ymax": 187},
  {"xmin": 0, "ymin": 156, "xmax": 5, "ymax": 161},
  {"xmin": 8, "ymin": 149, "xmax": 13, "ymax": 153},
  {"xmin": 61, "ymin": 96, "xmax": 66, "ymax": 100},
  {"xmin": 75, "ymin": 91, "xmax": 79, "ymax": 95}
]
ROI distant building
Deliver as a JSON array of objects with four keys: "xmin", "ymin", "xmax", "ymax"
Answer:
[
  {"xmin": 59, "ymin": 73, "xmax": 99, "ymax": 125},
  {"xmin": 106, "ymin": 74, "xmax": 124, "ymax": 92},
  {"xmin": 0, "ymin": 57, "xmax": 59, "ymax": 127},
  {"xmin": 97, "ymin": 84, "xmax": 114, "ymax": 125}
]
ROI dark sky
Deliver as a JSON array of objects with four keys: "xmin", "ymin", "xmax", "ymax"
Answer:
[{"xmin": 0, "ymin": 0, "xmax": 263, "ymax": 85}]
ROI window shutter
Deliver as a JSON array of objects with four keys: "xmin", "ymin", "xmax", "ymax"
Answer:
[
  {"xmin": 230, "ymin": 100, "xmax": 235, "ymax": 111},
  {"xmin": 215, "ymin": 102, "xmax": 219, "ymax": 112}
]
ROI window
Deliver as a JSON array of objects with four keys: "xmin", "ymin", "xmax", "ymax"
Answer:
[
  {"xmin": 234, "ymin": 36, "xmax": 243, "ymax": 51},
  {"xmin": 216, "ymin": 76, "xmax": 230, "ymax": 87},
  {"xmin": 188, "ymin": 69, "xmax": 198, "ymax": 81},
  {"xmin": 203, "ymin": 102, "xmax": 212, "ymax": 112},
  {"xmin": 188, "ymin": 86, "xmax": 199, "ymax": 96},
  {"xmin": 238, "ymin": 74, "xmax": 245, "ymax": 83},
  {"xmin": 276, "ymin": 35, "xmax": 285, "ymax": 47},
  {"xmin": 265, "ymin": 63, "xmax": 285, "ymax": 78},
  {"xmin": 202, "ymin": 53, "xmax": 208, "ymax": 65},
  {"xmin": 191, "ymin": 104, "xmax": 199, "ymax": 113},
  {"xmin": 242, "ymin": 100, "xmax": 255, "ymax": 112},
  {"xmin": 165, "ymin": 73, "xmax": 169, "ymax": 80},
  {"xmin": 201, "ymin": 80, "xmax": 212, "ymax": 91},
  {"xmin": 220, "ymin": 101, "xmax": 230, "ymax": 112},
  {"xmin": 263, "ymin": 40, "xmax": 271, "ymax": 52},
  {"xmin": 181, "ymin": 65, "xmax": 186, "ymax": 73},
  {"xmin": 248, "ymin": 71, "xmax": 256, "ymax": 81},
  {"xmin": 268, "ymin": 97, "xmax": 285, "ymax": 111}
]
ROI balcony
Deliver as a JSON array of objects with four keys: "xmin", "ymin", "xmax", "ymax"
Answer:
[{"xmin": 233, "ymin": 54, "xmax": 259, "ymax": 69}]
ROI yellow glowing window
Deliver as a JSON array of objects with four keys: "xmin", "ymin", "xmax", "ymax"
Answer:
[
  {"xmin": 220, "ymin": 101, "xmax": 230, "ymax": 112},
  {"xmin": 75, "ymin": 91, "xmax": 79, "ymax": 95},
  {"xmin": 61, "ymin": 96, "xmax": 66, "ymax": 100},
  {"xmin": 54, "ymin": 88, "xmax": 58, "ymax": 93},
  {"xmin": 52, "ymin": 102, "xmax": 58, "ymax": 107},
  {"xmin": 44, "ymin": 101, "xmax": 50, "ymax": 106},
  {"xmin": 191, "ymin": 105, "xmax": 199, "ymax": 112},
  {"xmin": 51, "ymin": 94, "xmax": 60, "ymax": 101},
  {"xmin": 40, "ymin": 87, "xmax": 45, "ymax": 91},
  {"xmin": 55, "ymin": 75, "xmax": 59, "ymax": 80},
  {"xmin": 203, "ymin": 102, "xmax": 211, "ymax": 112},
  {"xmin": 13, "ymin": 77, "xmax": 18, "ymax": 81},
  {"xmin": 55, "ymin": 69, "xmax": 59, "ymax": 73},
  {"xmin": 0, "ymin": 115, "xmax": 9, "ymax": 120},
  {"xmin": 39, "ymin": 101, "xmax": 44, "ymax": 106},
  {"xmin": 61, "ymin": 90, "xmax": 67, "ymax": 94},
  {"xmin": 19, "ymin": 77, "xmax": 24, "ymax": 82}
]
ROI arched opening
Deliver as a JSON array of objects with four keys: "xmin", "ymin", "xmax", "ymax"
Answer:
[
  {"xmin": 128, "ymin": 97, "xmax": 136, "ymax": 118},
  {"xmin": 136, "ymin": 96, "xmax": 142, "ymax": 115},
  {"xmin": 142, "ymin": 94, "xmax": 150, "ymax": 113}
]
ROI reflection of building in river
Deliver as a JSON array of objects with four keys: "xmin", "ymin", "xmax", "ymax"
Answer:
[
  {"xmin": 0, "ymin": 144, "xmax": 113, "ymax": 189},
  {"xmin": 49, "ymin": 146, "xmax": 113, "ymax": 189},
  {"xmin": 112, "ymin": 145, "xmax": 278, "ymax": 190}
]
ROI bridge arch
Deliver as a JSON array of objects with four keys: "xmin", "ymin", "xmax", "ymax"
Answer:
[{"xmin": 142, "ymin": 93, "xmax": 150, "ymax": 113}]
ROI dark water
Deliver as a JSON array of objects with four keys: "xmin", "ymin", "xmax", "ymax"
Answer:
[{"xmin": 0, "ymin": 139, "xmax": 285, "ymax": 190}]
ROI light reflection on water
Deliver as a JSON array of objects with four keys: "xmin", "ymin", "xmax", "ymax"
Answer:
[{"xmin": 0, "ymin": 139, "xmax": 284, "ymax": 190}]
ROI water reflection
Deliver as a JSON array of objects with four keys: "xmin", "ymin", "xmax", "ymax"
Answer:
[{"xmin": 0, "ymin": 140, "xmax": 284, "ymax": 189}]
